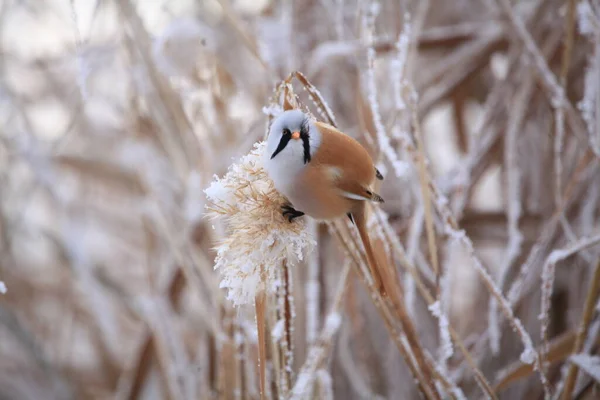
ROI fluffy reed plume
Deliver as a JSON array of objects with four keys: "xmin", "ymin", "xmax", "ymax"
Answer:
[{"xmin": 204, "ymin": 141, "xmax": 315, "ymax": 305}]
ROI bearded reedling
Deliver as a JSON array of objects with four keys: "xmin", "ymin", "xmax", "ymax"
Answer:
[{"xmin": 264, "ymin": 109, "xmax": 386, "ymax": 296}]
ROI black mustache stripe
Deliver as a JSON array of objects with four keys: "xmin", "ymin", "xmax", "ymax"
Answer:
[
  {"xmin": 271, "ymin": 134, "xmax": 291, "ymax": 159},
  {"xmin": 270, "ymin": 132, "xmax": 312, "ymax": 163},
  {"xmin": 302, "ymin": 134, "xmax": 311, "ymax": 164}
]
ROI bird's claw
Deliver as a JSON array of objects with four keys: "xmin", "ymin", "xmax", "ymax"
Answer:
[{"xmin": 281, "ymin": 204, "xmax": 305, "ymax": 223}]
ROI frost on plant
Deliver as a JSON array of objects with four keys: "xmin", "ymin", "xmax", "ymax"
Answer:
[
  {"xmin": 577, "ymin": 1, "xmax": 600, "ymax": 36},
  {"xmin": 362, "ymin": 2, "xmax": 411, "ymax": 180},
  {"xmin": 271, "ymin": 319, "xmax": 285, "ymax": 342},
  {"xmin": 428, "ymin": 301, "xmax": 453, "ymax": 363},
  {"xmin": 391, "ymin": 13, "xmax": 412, "ymax": 111},
  {"xmin": 570, "ymin": 353, "xmax": 600, "ymax": 382},
  {"xmin": 204, "ymin": 141, "xmax": 315, "ymax": 306},
  {"xmin": 577, "ymin": 1, "xmax": 600, "ymax": 154}
]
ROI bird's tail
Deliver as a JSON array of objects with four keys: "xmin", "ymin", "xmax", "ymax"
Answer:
[{"xmin": 352, "ymin": 206, "xmax": 386, "ymax": 297}]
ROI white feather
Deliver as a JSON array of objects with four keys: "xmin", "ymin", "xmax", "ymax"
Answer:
[
  {"xmin": 264, "ymin": 110, "xmax": 322, "ymax": 200},
  {"xmin": 339, "ymin": 191, "xmax": 369, "ymax": 201},
  {"xmin": 325, "ymin": 166, "xmax": 342, "ymax": 180}
]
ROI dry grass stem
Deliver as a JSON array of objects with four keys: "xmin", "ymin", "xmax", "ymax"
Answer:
[{"xmin": 255, "ymin": 290, "xmax": 267, "ymax": 400}]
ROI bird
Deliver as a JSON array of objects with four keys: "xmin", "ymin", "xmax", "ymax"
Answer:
[{"xmin": 264, "ymin": 109, "xmax": 386, "ymax": 296}]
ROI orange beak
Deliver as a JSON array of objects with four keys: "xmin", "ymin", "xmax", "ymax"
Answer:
[{"xmin": 291, "ymin": 131, "xmax": 301, "ymax": 140}]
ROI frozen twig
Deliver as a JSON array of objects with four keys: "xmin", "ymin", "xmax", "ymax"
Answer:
[
  {"xmin": 305, "ymin": 220, "xmax": 320, "ymax": 345},
  {"xmin": 540, "ymin": 233, "xmax": 600, "ymax": 362},
  {"xmin": 363, "ymin": 2, "xmax": 410, "ymax": 179},
  {"xmin": 495, "ymin": 0, "xmax": 588, "ymax": 146},
  {"xmin": 290, "ymin": 264, "xmax": 350, "ymax": 399},
  {"xmin": 553, "ymin": 0, "xmax": 579, "ymax": 211},
  {"xmin": 372, "ymin": 211, "xmax": 497, "ymax": 400},
  {"xmin": 577, "ymin": 1, "xmax": 600, "ymax": 155},
  {"xmin": 488, "ymin": 79, "xmax": 531, "ymax": 354},
  {"xmin": 568, "ymin": 354, "xmax": 600, "ymax": 384},
  {"xmin": 561, "ymin": 259, "xmax": 600, "ymax": 399}
]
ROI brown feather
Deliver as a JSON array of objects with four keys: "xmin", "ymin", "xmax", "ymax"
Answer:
[
  {"xmin": 299, "ymin": 122, "xmax": 385, "ymax": 295},
  {"xmin": 295, "ymin": 164, "xmax": 354, "ymax": 220},
  {"xmin": 291, "ymin": 121, "xmax": 380, "ymax": 220},
  {"xmin": 312, "ymin": 121, "xmax": 378, "ymax": 199},
  {"xmin": 313, "ymin": 122, "xmax": 375, "ymax": 182},
  {"xmin": 352, "ymin": 203, "xmax": 386, "ymax": 296}
]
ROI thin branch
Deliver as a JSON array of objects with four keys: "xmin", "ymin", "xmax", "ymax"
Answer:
[{"xmin": 561, "ymin": 259, "xmax": 600, "ymax": 399}]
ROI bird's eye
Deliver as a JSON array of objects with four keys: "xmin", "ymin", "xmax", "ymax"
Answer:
[{"xmin": 282, "ymin": 128, "xmax": 291, "ymax": 136}]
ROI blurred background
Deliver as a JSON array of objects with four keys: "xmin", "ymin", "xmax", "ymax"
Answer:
[{"xmin": 0, "ymin": 0, "xmax": 599, "ymax": 399}]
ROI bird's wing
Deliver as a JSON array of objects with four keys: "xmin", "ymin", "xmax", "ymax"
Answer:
[
  {"xmin": 336, "ymin": 179, "xmax": 384, "ymax": 203},
  {"xmin": 313, "ymin": 122, "xmax": 384, "ymax": 203}
]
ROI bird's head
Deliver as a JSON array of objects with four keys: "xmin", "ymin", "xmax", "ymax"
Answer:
[{"xmin": 266, "ymin": 109, "xmax": 320, "ymax": 165}]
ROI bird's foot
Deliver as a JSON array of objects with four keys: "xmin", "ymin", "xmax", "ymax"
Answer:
[{"xmin": 281, "ymin": 204, "xmax": 305, "ymax": 222}]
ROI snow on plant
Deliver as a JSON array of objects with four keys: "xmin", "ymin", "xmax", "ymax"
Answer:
[
  {"xmin": 577, "ymin": 1, "xmax": 600, "ymax": 154},
  {"xmin": 428, "ymin": 301, "xmax": 453, "ymax": 364},
  {"xmin": 204, "ymin": 141, "xmax": 316, "ymax": 306}
]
